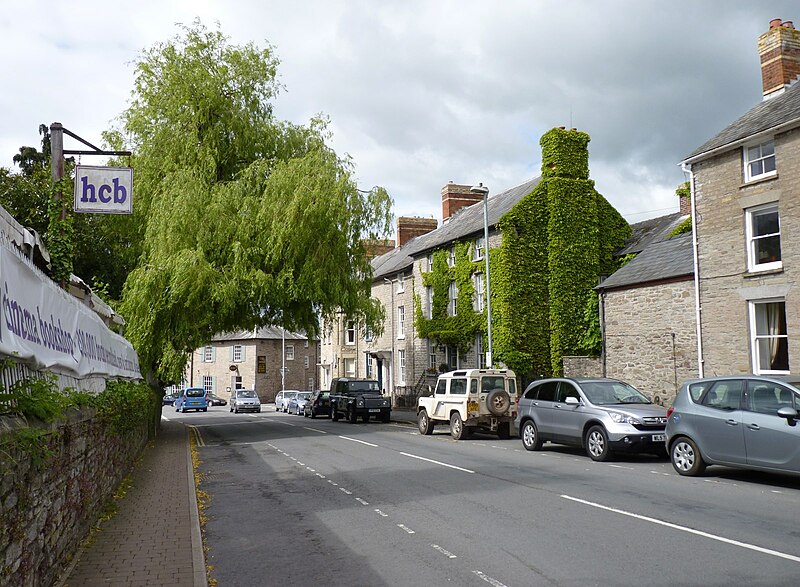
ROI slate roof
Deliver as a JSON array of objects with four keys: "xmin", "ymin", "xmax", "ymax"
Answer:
[
  {"xmin": 684, "ymin": 81, "xmax": 800, "ymax": 162},
  {"xmin": 598, "ymin": 232, "xmax": 693, "ymax": 291},
  {"xmin": 212, "ymin": 327, "xmax": 308, "ymax": 342},
  {"xmin": 617, "ymin": 212, "xmax": 687, "ymax": 256},
  {"xmin": 371, "ymin": 177, "xmax": 541, "ymax": 280}
]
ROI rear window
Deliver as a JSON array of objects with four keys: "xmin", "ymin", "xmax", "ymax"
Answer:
[
  {"xmin": 186, "ymin": 388, "xmax": 205, "ymax": 397},
  {"xmin": 481, "ymin": 376, "xmax": 506, "ymax": 394},
  {"xmin": 687, "ymin": 382, "xmax": 710, "ymax": 402}
]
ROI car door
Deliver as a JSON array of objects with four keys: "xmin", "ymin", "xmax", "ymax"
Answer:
[
  {"xmin": 529, "ymin": 380, "xmax": 559, "ymax": 436},
  {"xmin": 550, "ymin": 381, "xmax": 586, "ymax": 444},
  {"xmin": 431, "ymin": 379, "xmax": 448, "ymax": 419},
  {"xmin": 743, "ymin": 382, "xmax": 800, "ymax": 472},
  {"xmin": 692, "ymin": 379, "xmax": 746, "ymax": 465}
]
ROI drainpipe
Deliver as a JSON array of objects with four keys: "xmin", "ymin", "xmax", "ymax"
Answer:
[
  {"xmin": 384, "ymin": 277, "xmax": 395, "ymax": 402},
  {"xmin": 599, "ymin": 290, "xmax": 607, "ymax": 377},
  {"xmin": 682, "ymin": 162, "xmax": 704, "ymax": 377}
]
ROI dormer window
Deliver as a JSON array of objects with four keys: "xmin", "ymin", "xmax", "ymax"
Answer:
[{"xmin": 744, "ymin": 139, "xmax": 776, "ymax": 182}]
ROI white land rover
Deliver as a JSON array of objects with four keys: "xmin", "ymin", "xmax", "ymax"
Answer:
[{"xmin": 417, "ymin": 369, "xmax": 518, "ymax": 440}]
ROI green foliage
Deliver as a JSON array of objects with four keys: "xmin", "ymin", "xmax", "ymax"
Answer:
[
  {"xmin": 116, "ymin": 21, "xmax": 392, "ymax": 383},
  {"xmin": 96, "ymin": 381, "xmax": 157, "ymax": 433},
  {"xmin": 670, "ymin": 216, "xmax": 692, "ymax": 237},
  {"xmin": 47, "ymin": 176, "xmax": 75, "ymax": 286},
  {"xmin": 414, "ymin": 244, "xmax": 485, "ymax": 353},
  {"xmin": 540, "ymin": 128, "xmax": 590, "ymax": 180},
  {"xmin": 675, "ymin": 181, "xmax": 690, "ymax": 200},
  {"xmin": 578, "ymin": 293, "xmax": 602, "ymax": 355},
  {"xmin": 4, "ymin": 373, "xmax": 71, "ymax": 423}
]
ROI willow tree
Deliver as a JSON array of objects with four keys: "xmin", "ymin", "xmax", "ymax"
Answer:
[{"xmin": 117, "ymin": 22, "xmax": 392, "ymax": 384}]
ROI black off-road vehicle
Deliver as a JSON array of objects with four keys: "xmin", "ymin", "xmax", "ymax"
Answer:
[{"xmin": 329, "ymin": 378, "xmax": 392, "ymax": 423}]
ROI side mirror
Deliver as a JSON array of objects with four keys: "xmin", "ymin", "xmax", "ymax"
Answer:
[
  {"xmin": 777, "ymin": 406, "xmax": 799, "ymax": 425},
  {"xmin": 564, "ymin": 396, "xmax": 580, "ymax": 405}
]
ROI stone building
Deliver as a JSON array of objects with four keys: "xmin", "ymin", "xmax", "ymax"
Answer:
[
  {"xmin": 681, "ymin": 18, "xmax": 800, "ymax": 376},
  {"xmin": 182, "ymin": 327, "xmax": 318, "ymax": 404}
]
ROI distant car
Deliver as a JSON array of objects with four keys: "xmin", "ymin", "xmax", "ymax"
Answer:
[
  {"xmin": 278, "ymin": 390, "xmax": 299, "ymax": 413},
  {"xmin": 515, "ymin": 378, "xmax": 667, "ymax": 461},
  {"xmin": 229, "ymin": 389, "xmax": 261, "ymax": 413},
  {"xmin": 174, "ymin": 387, "xmax": 209, "ymax": 413},
  {"xmin": 208, "ymin": 394, "xmax": 227, "ymax": 406},
  {"xmin": 303, "ymin": 390, "xmax": 330, "ymax": 418},
  {"xmin": 274, "ymin": 390, "xmax": 285, "ymax": 411},
  {"xmin": 666, "ymin": 375, "xmax": 800, "ymax": 477},
  {"xmin": 162, "ymin": 393, "xmax": 178, "ymax": 406},
  {"xmin": 288, "ymin": 391, "xmax": 312, "ymax": 415}
]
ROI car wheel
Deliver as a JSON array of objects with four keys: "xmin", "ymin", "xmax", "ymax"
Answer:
[
  {"xmin": 450, "ymin": 412, "xmax": 467, "ymax": 440},
  {"xmin": 585, "ymin": 425, "xmax": 612, "ymax": 462},
  {"xmin": 521, "ymin": 420, "xmax": 543, "ymax": 451},
  {"xmin": 670, "ymin": 437, "xmax": 706, "ymax": 476},
  {"xmin": 310, "ymin": 410, "xmax": 316, "ymax": 419},
  {"xmin": 486, "ymin": 390, "xmax": 511, "ymax": 416},
  {"xmin": 362, "ymin": 414, "xmax": 370, "ymax": 423},
  {"xmin": 381, "ymin": 412, "xmax": 390, "ymax": 423},
  {"xmin": 418, "ymin": 409, "xmax": 435, "ymax": 435},
  {"xmin": 348, "ymin": 405, "xmax": 358, "ymax": 424},
  {"xmin": 331, "ymin": 405, "xmax": 340, "ymax": 422},
  {"xmin": 497, "ymin": 422, "xmax": 511, "ymax": 440}
]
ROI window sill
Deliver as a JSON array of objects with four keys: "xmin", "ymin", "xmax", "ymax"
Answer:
[
  {"xmin": 744, "ymin": 266, "xmax": 783, "ymax": 278},
  {"xmin": 740, "ymin": 173, "xmax": 778, "ymax": 189}
]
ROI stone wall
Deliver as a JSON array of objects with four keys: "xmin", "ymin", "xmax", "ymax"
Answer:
[
  {"xmin": 563, "ymin": 356, "xmax": 603, "ymax": 378},
  {"xmin": 0, "ymin": 409, "xmax": 148, "ymax": 587}
]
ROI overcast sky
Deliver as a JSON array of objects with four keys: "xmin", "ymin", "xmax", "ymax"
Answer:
[{"xmin": 2, "ymin": 1, "xmax": 797, "ymax": 230}]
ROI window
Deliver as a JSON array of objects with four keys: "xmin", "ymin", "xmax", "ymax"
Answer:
[
  {"xmin": 446, "ymin": 345, "xmax": 458, "ymax": 370},
  {"xmin": 750, "ymin": 300, "xmax": 789, "ymax": 374},
  {"xmin": 448, "ymin": 247, "xmax": 456, "ymax": 267},
  {"xmin": 435, "ymin": 379, "xmax": 446, "ymax": 395},
  {"xmin": 304, "ymin": 340, "xmax": 309, "ymax": 348},
  {"xmin": 203, "ymin": 346, "xmax": 213, "ymax": 362},
  {"xmin": 475, "ymin": 334, "xmax": 486, "ymax": 369},
  {"xmin": 474, "ymin": 236, "xmax": 485, "ymax": 260},
  {"xmin": 744, "ymin": 139, "xmax": 776, "ymax": 182},
  {"xmin": 346, "ymin": 321, "xmax": 356, "ymax": 345},
  {"xmin": 397, "ymin": 273, "xmax": 405, "ymax": 293},
  {"xmin": 700, "ymin": 380, "xmax": 744, "ymax": 411},
  {"xmin": 473, "ymin": 273, "xmax": 485, "ymax": 312},
  {"xmin": 746, "ymin": 381, "xmax": 796, "ymax": 414},
  {"xmin": 257, "ymin": 355, "xmax": 266, "ymax": 374},
  {"xmin": 745, "ymin": 203, "xmax": 781, "ymax": 271},
  {"xmin": 531, "ymin": 381, "xmax": 558, "ymax": 401},
  {"xmin": 343, "ymin": 358, "xmax": 356, "ymax": 378},
  {"xmin": 202, "ymin": 375, "xmax": 213, "ymax": 394},
  {"xmin": 364, "ymin": 327, "xmax": 374, "ymax": 343},
  {"xmin": 304, "ymin": 355, "xmax": 309, "ymax": 369},
  {"xmin": 425, "ymin": 286, "xmax": 433, "ymax": 319},
  {"xmin": 447, "ymin": 281, "xmax": 458, "ymax": 316},
  {"xmin": 365, "ymin": 353, "xmax": 373, "ymax": 378},
  {"xmin": 429, "ymin": 341, "xmax": 437, "ymax": 369},
  {"xmin": 450, "ymin": 378, "xmax": 467, "ymax": 394},
  {"xmin": 308, "ymin": 378, "xmax": 315, "ymax": 391},
  {"xmin": 233, "ymin": 344, "xmax": 243, "ymax": 362},
  {"xmin": 427, "ymin": 254, "xmax": 433, "ymax": 271},
  {"xmin": 398, "ymin": 306, "xmax": 405, "ymax": 338},
  {"xmin": 233, "ymin": 375, "xmax": 243, "ymax": 390},
  {"xmin": 286, "ymin": 344, "xmax": 295, "ymax": 361},
  {"xmin": 398, "ymin": 350, "xmax": 406, "ymax": 384}
]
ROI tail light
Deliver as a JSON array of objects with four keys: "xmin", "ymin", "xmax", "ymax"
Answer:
[{"xmin": 666, "ymin": 407, "xmax": 674, "ymax": 418}]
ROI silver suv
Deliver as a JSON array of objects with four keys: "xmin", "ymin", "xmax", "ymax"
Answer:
[{"xmin": 515, "ymin": 378, "xmax": 667, "ymax": 461}]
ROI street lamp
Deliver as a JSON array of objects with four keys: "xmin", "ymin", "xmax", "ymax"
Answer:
[{"xmin": 470, "ymin": 183, "xmax": 492, "ymax": 368}]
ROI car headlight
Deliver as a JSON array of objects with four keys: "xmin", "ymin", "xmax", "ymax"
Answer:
[
  {"xmin": 608, "ymin": 411, "xmax": 641, "ymax": 425},
  {"xmin": 357, "ymin": 399, "xmax": 364, "ymax": 407}
]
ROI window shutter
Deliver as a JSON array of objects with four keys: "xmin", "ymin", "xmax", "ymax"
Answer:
[
  {"xmin": 211, "ymin": 377, "xmax": 216, "ymax": 393},
  {"xmin": 241, "ymin": 346, "xmax": 247, "ymax": 362},
  {"xmin": 229, "ymin": 346, "xmax": 234, "ymax": 361},
  {"xmin": 211, "ymin": 347, "xmax": 216, "ymax": 362}
]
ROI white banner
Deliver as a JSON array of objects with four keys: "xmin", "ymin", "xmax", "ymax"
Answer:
[{"xmin": 0, "ymin": 246, "xmax": 141, "ymax": 380}]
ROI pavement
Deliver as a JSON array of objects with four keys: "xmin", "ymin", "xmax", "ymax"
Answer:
[{"xmin": 58, "ymin": 406, "xmax": 417, "ymax": 587}]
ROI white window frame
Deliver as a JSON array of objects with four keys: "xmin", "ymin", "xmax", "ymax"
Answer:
[
  {"xmin": 745, "ymin": 203, "xmax": 782, "ymax": 272},
  {"xmin": 364, "ymin": 327, "xmax": 374, "ymax": 343},
  {"xmin": 398, "ymin": 305, "xmax": 405, "ymax": 339},
  {"xmin": 233, "ymin": 344, "xmax": 243, "ymax": 363},
  {"xmin": 286, "ymin": 344, "xmax": 295, "ymax": 361},
  {"xmin": 346, "ymin": 321, "xmax": 356, "ymax": 345},
  {"xmin": 429, "ymin": 341, "xmax": 437, "ymax": 369},
  {"xmin": 447, "ymin": 281, "xmax": 458, "ymax": 317},
  {"xmin": 426, "ymin": 254, "xmax": 433, "ymax": 272},
  {"xmin": 749, "ymin": 299, "xmax": 789, "ymax": 375},
  {"xmin": 203, "ymin": 346, "xmax": 213, "ymax": 363},
  {"xmin": 476, "ymin": 334, "xmax": 486, "ymax": 369},
  {"xmin": 474, "ymin": 236, "xmax": 485, "ymax": 260},
  {"xmin": 448, "ymin": 247, "xmax": 456, "ymax": 268},
  {"xmin": 425, "ymin": 286, "xmax": 433, "ymax": 319},
  {"xmin": 343, "ymin": 357, "xmax": 356, "ymax": 378},
  {"xmin": 743, "ymin": 139, "xmax": 776, "ymax": 183},
  {"xmin": 473, "ymin": 272, "xmax": 485, "ymax": 312},
  {"xmin": 365, "ymin": 353, "xmax": 373, "ymax": 378},
  {"xmin": 202, "ymin": 375, "xmax": 213, "ymax": 394},
  {"xmin": 397, "ymin": 273, "xmax": 405, "ymax": 293},
  {"xmin": 304, "ymin": 355, "xmax": 309, "ymax": 369},
  {"xmin": 398, "ymin": 349, "xmax": 406, "ymax": 384}
]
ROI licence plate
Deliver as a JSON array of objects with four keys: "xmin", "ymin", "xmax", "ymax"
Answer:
[
  {"xmin": 652, "ymin": 434, "xmax": 665, "ymax": 442},
  {"xmin": 369, "ymin": 409, "xmax": 380, "ymax": 413}
]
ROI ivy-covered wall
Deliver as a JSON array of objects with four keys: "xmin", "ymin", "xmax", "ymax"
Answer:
[{"xmin": 414, "ymin": 127, "xmax": 630, "ymax": 383}]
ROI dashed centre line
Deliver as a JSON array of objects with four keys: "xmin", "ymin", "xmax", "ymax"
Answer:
[
  {"xmin": 355, "ymin": 497, "xmax": 369, "ymax": 505},
  {"xmin": 399, "ymin": 452, "xmax": 475, "ymax": 474},
  {"xmin": 473, "ymin": 570, "xmax": 509, "ymax": 587},
  {"xmin": 431, "ymin": 544, "xmax": 457, "ymax": 559},
  {"xmin": 374, "ymin": 509, "xmax": 389, "ymax": 517},
  {"xmin": 303, "ymin": 427, "xmax": 328, "ymax": 434},
  {"xmin": 397, "ymin": 524, "xmax": 415, "ymax": 534},
  {"xmin": 338, "ymin": 435, "xmax": 379, "ymax": 447},
  {"xmin": 340, "ymin": 487, "xmax": 353, "ymax": 495}
]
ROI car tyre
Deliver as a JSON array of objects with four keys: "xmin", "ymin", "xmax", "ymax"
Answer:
[
  {"xmin": 418, "ymin": 409, "xmax": 435, "ymax": 435},
  {"xmin": 362, "ymin": 414, "xmax": 370, "ymax": 423},
  {"xmin": 450, "ymin": 412, "xmax": 467, "ymax": 440},
  {"xmin": 670, "ymin": 437, "xmax": 706, "ymax": 476},
  {"xmin": 310, "ymin": 410, "xmax": 317, "ymax": 419},
  {"xmin": 381, "ymin": 412, "xmax": 390, "ymax": 423},
  {"xmin": 234, "ymin": 407, "xmax": 238, "ymax": 414},
  {"xmin": 521, "ymin": 420, "xmax": 543, "ymax": 451},
  {"xmin": 497, "ymin": 422, "xmax": 511, "ymax": 440},
  {"xmin": 585, "ymin": 425, "xmax": 612, "ymax": 462},
  {"xmin": 348, "ymin": 405, "xmax": 358, "ymax": 424},
  {"xmin": 331, "ymin": 405, "xmax": 340, "ymax": 422}
]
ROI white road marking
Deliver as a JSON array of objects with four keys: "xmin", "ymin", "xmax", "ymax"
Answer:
[
  {"xmin": 609, "ymin": 464, "xmax": 634, "ymax": 470},
  {"xmin": 306, "ymin": 467, "xmax": 315, "ymax": 472},
  {"xmin": 399, "ymin": 452, "xmax": 475, "ymax": 474},
  {"xmin": 561, "ymin": 494, "xmax": 800, "ymax": 563},
  {"xmin": 328, "ymin": 480, "xmax": 338, "ymax": 486},
  {"xmin": 303, "ymin": 427, "xmax": 328, "ymax": 434},
  {"xmin": 316, "ymin": 473, "xmax": 326, "ymax": 479},
  {"xmin": 704, "ymin": 479, "xmax": 737, "ymax": 487},
  {"xmin": 375, "ymin": 509, "xmax": 389, "ymax": 517},
  {"xmin": 290, "ymin": 457, "xmax": 297, "ymax": 461},
  {"xmin": 473, "ymin": 443, "xmax": 487, "ymax": 447},
  {"xmin": 472, "ymin": 570, "xmax": 508, "ymax": 587},
  {"xmin": 297, "ymin": 462, "xmax": 305, "ymax": 466},
  {"xmin": 388, "ymin": 424, "xmax": 411, "ymax": 429},
  {"xmin": 772, "ymin": 490, "xmax": 783, "ymax": 494},
  {"xmin": 355, "ymin": 498, "xmax": 369, "ymax": 505},
  {"xmin": 273, "ymin": 421, "xmax": 297, "ymax": 427},
  {"xmin": 397, "ymin": 524, "xmax": 415, "ymax": 534},
  {"xmin": 340, "ymin": 487, "xmax": 353, "ymax": 495},
  {"xmin": 338, "ymin": 435, "xmax": 379, "ymax": 447},
  {"xmin": 431, "ymin": 544, "xmax": 457, "ymax": 559}
]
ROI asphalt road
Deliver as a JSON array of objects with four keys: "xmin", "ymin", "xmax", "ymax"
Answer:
[{"xmin": 167, "ymin": 407, "xmax": 800, "ymax": 587}]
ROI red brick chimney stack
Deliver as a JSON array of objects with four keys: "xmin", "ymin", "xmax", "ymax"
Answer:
[
  {"xmin": 759, "ymin": 19, "xmax": 800, "ymax": 99},
  {"xmin": 441, "ymin": 182, "xmax": 483, "ymax": 221},
  {"xmin": 397, "ymin": 216, "xmax": 438, "ymax": 247},
  {"xmin": 679, "ymin": 192, "xmax": 691, "ymax": 216}
]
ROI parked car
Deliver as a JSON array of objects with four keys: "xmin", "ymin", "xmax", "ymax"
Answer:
[
  {"xmin": 303, "ymin": 390, "xmax": 330, "ymax": 418},
  {"xmin": 278, "ymin": 390, "xmax": 300, "ymax": 413},
  {"xmin": 288, "ymin": 391, "xmax": 312, "ymax": 415},
  {"xmin": 162, "ymin": 393, "xmax": 178, "ymax": 406},
  {"xmin": 208, "ymin": 394, "xmax": 227, "ymax": 406},
  {"xmin": 417, "ymin": 369, "xmax": 518, "ymax": 439},
  {"xmin": 274, "ymin": 390, "xmax": 285, "ymax": 411},
  {"xmin": 329, "ymin": 378, "xmax": 391, "ymax": 423},
  {"xmin": 515, "ymin": 378, "xmax": 667, "ymax": 461},
  {"xmin": 229, "ymin": 388, "xmax": 261, "ymax": 413},
  {"xmin": 666, "ymin": 375, "xmax": 800, "ymax": 477},
  {"xmin": 174, "ymin": 387, "xmax": 209, "ymax": 413}
]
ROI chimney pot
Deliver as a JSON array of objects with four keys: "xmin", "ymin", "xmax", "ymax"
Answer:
[
  {"xmin": 783, "ymin": 20, "xmax": 794, "ymax": 29},
  {"xmin": 770, "ymin": 18, "xmax": 782, "ymax": 28},
  {"xmin": 441, "ymin": 182, "xmax": 484, "ymax": 221},
  {"xmin": 759, "ymin": 18, "xmax": 800, "ymax": 98}
]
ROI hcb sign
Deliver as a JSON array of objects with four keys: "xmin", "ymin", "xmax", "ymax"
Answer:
[{"xmin": 73, "ymin": 165, "xmax": 133, "ymax": 214}]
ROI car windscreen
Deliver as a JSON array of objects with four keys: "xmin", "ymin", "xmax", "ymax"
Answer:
[
  {"xmin": 579, "ymin": 381, "xmax": 651, "ymax": 405},
  {"xmin": 186, "ymin": 388, "xmax": 205, "ymax": 398},
  {"xmin": 298, "ymin": 392, "xmax": 311, "ymax": 400},
  {"xmin": 346, "ymin": 381, "xmax": 381, "ymax": 392},
  {"xmin": 238, "ymin": 390, "xmax": 257, "ymax": 398}
]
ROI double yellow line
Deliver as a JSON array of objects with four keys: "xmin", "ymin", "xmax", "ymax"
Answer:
[{"xmin": 188, "ymin": 425, "xmax": 205, "ymax": 447}]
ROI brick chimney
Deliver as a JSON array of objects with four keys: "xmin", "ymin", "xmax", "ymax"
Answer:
[
  {"xmin": 442, "ymin": 182, "xmax": 483, "ymax": 221},
  {"xmin": 759, "ymin": 19, "xmax": 800, "ymax": 99},
  {"xmin": 362, "ymin": 238, "xmax": 395, "ymax": 259},
  {"xmin": 397, "ymin": 216, "xmax": 438, "ymax": 247},
  {"xmin": 679, "ymin": 192, "xmax": 691, "ymax": 215}
]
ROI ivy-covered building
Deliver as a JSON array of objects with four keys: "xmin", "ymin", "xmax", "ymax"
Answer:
[{"xmin": 361, "ymin": 127, "xmax": 629, "ymax": 405}]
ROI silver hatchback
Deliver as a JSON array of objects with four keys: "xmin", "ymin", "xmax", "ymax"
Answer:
[
  {"xmin": 515, "ymin": 378, "xmax": 668, "ymax": 461},
  {"xmin": 666, "ymin": 375, "xmax": 800, "ymax": 477}
]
